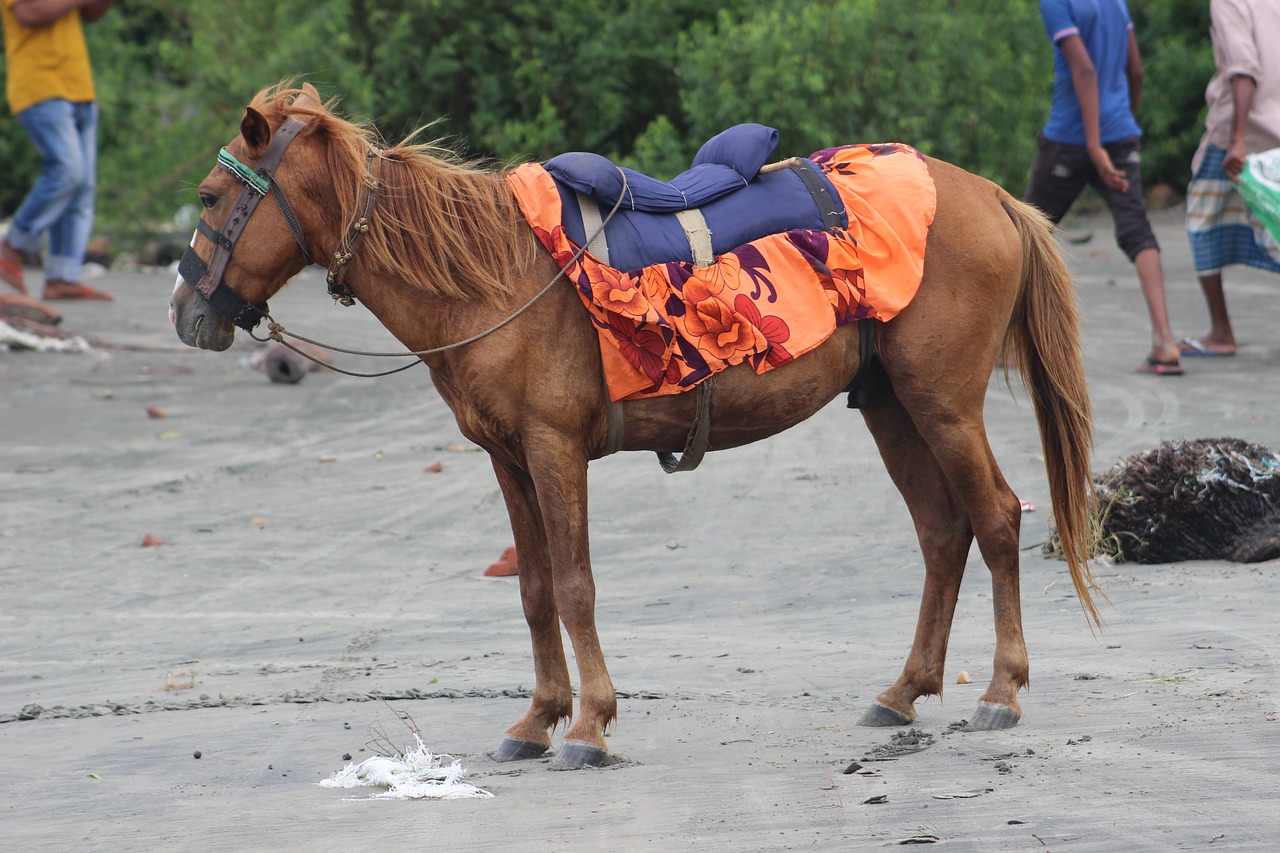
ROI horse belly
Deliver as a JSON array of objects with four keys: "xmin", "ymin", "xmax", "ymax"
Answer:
[{"xmin": 621, "ymin": 324, "xmax": 863, "ymax": 452}]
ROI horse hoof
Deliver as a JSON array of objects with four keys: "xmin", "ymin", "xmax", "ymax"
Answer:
[
  {"xmin": 858, "ymin": 701, "xmax": 914, "ymax": 727},
  {"xmin": 965, "ymin": 701, "xmax": 1021, "ymax": 731},
  {"xmin": 494, "ymin": 736, "xmax": 550, "ymax": 762},
  {"xmin": 552, "ymin": 741, "xmax": 609, "ymax": 769}
]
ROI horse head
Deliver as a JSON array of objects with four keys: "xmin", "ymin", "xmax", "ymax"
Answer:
[{"xmin": 170, "ymin": 83, "xmax": 329, "ymax": 351}]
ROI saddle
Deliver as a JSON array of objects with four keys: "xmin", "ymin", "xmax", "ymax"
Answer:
[{"xmin": 545, "ymin": 124, "xmax": 848, "ymax": 272}]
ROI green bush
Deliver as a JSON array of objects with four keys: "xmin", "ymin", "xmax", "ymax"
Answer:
[
  {"xmin": 671, "ymin": 0, "xmax": 1048, "ymax": 190},
  {"xmin": 1130, "ymin": 0, "xmax": 1215, "ymax": 191},
  {"xmin": 0, "ymin": 0, "xmax": 1215, "ymax": 247}
]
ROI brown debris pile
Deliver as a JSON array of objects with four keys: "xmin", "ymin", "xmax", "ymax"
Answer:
[{"xmin": 1047, "ymin": 437, "xmax": 1280, "ymax": 564}]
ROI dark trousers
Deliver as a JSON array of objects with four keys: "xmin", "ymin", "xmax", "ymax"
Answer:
[{"xmin": 1023, "ymin": 133, "xmax": 1159, "ymax": 261}]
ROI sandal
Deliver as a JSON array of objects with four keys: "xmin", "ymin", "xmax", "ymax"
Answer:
[
  {"xmin": 1137, "ymin": 356, "xmax": 1184, "ymax": 376},
  {"xmin": 0, "ymin": 254, "xmax": 26, "ymax": 295},
  {"xmin": 42, "ymin": 280, "xmax": 113, "ymax": 301}
]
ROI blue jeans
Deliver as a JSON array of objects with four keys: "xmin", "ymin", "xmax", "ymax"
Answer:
[{"xmin": 5, "ymin": 98, "xmax": 98, "ymax": 284}]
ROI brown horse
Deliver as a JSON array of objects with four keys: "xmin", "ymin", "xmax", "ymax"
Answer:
[{"xmin": 171, "ymin": 83, "xmax": 1097, "ymax": 769}]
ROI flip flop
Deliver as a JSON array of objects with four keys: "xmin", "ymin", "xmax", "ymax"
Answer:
[
  {"xmin": 1178, "ymin": 337, "xmax": 1235, "ymax": 357},
  {"xmin": 0, "ymin": 255, "xmax": 26, "ymax": 295},
  {"xmin": 1137, "ymin": 356, "xmax": 1184, "ymax": 376}
]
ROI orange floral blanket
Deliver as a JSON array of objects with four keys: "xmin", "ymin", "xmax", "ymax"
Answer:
[{"xmin": 507, "ymin": 144, "xmax": 936, "ymax": 401}]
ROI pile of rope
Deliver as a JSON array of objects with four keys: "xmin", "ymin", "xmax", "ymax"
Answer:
[{"xmin": 1047, "ymin": 437, "xmax": 1280, "ymax": 564}]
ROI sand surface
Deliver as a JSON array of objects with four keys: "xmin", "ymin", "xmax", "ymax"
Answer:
[{"xmin": 3, "ymin": 212, "xmax": 1278, "ymax": 850}]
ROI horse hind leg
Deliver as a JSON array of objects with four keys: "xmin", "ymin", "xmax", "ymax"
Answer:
[
  {"xmin": 490, "ymin": 460, "xmax": 575, "ymax": 761},
  {"xmin": 954, "ymin": 450, "xmax": 1029, "ymax": 732},
  {"xmin": 887, "ymin": 386, "xmax": 1030, "ymax": 731},
  {"xmin": 858, "ymin": 391, "xmax": 976, "ymax": 726}
]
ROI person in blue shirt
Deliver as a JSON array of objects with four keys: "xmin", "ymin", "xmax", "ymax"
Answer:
[{"xmin": 1024, "ymin": 0, "xmax": 1184, "ymax": 375}]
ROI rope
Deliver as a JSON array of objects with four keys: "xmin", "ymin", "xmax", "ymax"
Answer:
[{"xmin": 252, "ymin": 169, "xmax": 630, "ymax": 378}]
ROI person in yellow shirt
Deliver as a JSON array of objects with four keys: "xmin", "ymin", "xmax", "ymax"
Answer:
[{"xmin": 0, "ymin": 0, "xmax": 114, "ymax": 300}]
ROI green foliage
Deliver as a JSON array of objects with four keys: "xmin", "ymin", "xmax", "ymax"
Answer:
[
  {"xmin": 283, "ymin": 0, "xmax": 752, "ymax": 159},
  {"xmin": 673, "ymin": 0, "xmax": 1049, "ymax": 190},
  {"xmin": 1131, "ymin": 0, "xmax": 1215, "ymax": 191},
  {"xmin": 0, "ymin": 62, "xmax": 38, "ymax": 215},
  {"xmin": 0, "ymin": 0, "xmax": 1216, "ymax": 245}
]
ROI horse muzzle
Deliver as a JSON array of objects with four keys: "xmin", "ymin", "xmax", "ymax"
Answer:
[{"xmin": 171, "ymin": 276, "xmax": 236, "ymax": 351}]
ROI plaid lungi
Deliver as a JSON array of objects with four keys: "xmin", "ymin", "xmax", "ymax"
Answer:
[{"xmin": 1186, "ymin": 145, "xmax": 1280, "ymax": 276}]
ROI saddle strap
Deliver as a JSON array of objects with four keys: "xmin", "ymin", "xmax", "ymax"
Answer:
[
  {"xmin": 658, "ymin": 374, "xmax": 715, "ymax": 473},
  {"xmin": 576, "ymin": 191, "xmax": 611, "ymax": 264},
  {"xmin": 674, "ymin": 209, "xmax": 714, "ymax": 267},
  {"xmin": 789, "ymin": 159, "xmax": 846, "ymax": 228},
  {"xmin": 579, "ymin": 192, "xmax": 716, "ymax": 268}
]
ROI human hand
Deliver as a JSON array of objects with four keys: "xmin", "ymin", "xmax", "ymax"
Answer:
[
  {"xmin": 1224, "ymin": 140, "xmax": 1247, "ymax": 180},
  {"xmin": 1087, "ymin": 145, "xmax": 1129, "ymax": 193}
]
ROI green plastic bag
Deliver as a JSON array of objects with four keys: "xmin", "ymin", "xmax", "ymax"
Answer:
[{"xmin": 1238, "ymin": 147, "xmax": 1280, "ymax": 243}]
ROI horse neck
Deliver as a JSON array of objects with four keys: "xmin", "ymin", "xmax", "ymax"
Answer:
[{"xmin": 337, "ymin": 161, "xmax": 542, "ymax": 357}]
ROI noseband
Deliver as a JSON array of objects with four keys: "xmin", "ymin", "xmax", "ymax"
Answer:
[{"xmin": 179, "ymin": 115, "xmax": 380, "ymax": 330}]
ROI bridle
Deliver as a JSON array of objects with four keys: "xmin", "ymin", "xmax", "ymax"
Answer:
[
  {"xmin": 178, "ymin": 115, "xmax": 380, "ymax": 331},
  {"xmin": 179, "ymin": 112, "xmax": 626, "ymax": 379}
]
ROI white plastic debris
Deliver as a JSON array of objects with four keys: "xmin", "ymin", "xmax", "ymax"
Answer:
[
  {"xmin": 0, "ymin": 319, "xmax": 90, "ymax": 352},
  {"xmin": 319, "ymin": 735, "xmax": 492, "ymax": 800}
]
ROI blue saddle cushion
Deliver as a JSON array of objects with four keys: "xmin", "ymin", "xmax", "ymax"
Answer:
[{"xmin": 544, "ymin": 124, "xmax": 848, "ymax": 273}]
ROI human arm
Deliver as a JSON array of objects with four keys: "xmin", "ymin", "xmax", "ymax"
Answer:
[
  {"xmin": 1059, "ymin": 34, "xmax": 1129, "ymax": 192},
  {"xmin": 1126, "ymin": 30, "xmax": 1144, "ymax": 116},
  {"xmin": 9, "ymin": 0, "xmax": 113, "ymax": 28},
  {"xmin": 1209, "ymin": 0, "xmax": 1262, "ymax": 179},
  {"xmin": 1224, "ymin": 73, "xmax": 1257, "ymax": 178},
  {"xmin": 81, "ymin": 0, "xmax": 113, "ymax": 24}
]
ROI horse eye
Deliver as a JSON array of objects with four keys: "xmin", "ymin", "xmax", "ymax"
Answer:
[{"xmin": 199, "ymin": 193, "xmax": 217, "ymax": 209}]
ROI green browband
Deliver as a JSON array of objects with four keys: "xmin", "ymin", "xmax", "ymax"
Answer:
[{"xmin": 217, "ymin": 147, "xmax": 270, "ymax": 196}]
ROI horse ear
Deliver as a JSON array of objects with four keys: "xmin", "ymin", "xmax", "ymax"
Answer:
[
  {"xmin": 296, "ymin": 82, "xmax": 323, "ymax": 110},
  {"xmin": 241, "ymin": 107, "xmax": 271, "ymax": 157}
]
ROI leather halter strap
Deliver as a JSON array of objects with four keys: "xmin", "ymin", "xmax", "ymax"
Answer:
[
  {"xmin": 326, "ymin": 150, "xmax": 380, "ymax": 306},
  {"xmin": 180, "ymin": 117, "xmax": 309, "ymax": 330}
]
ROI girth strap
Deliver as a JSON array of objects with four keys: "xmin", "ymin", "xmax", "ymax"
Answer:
[
  {"xmin": 603, "ymin": 386, "xmax": 625, "ymax": 456},
  {"xmin": 845, "ymin": 320, "xmax": 888, "ymax": 408},
  {"xmin": 658, "ymin": 374, "xmax": 715, "ymax": 473}
]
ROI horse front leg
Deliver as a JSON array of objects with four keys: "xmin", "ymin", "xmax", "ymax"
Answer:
[
  {"xmin": 490, "ymin": 459, "xmax": 574, "ymax": 761},
  {"xmin": 526, "ymin": 447, "xmax": 617, "ymax": 769},
  {"xmin": 859, "ymin": 392, "xmax": 974, "ymax": 726}
]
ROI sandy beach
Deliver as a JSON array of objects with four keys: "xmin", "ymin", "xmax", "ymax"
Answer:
[{"xmin": 3, "ymin": 210, "xmax": 1278, "ymax": 851}]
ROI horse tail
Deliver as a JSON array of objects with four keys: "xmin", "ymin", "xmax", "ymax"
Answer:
[{"xmin": 1001, "ymin": 199, "xmax": 1102, "ymax": 627}]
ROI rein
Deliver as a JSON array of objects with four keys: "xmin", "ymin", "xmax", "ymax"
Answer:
[{"xmin": 247, "ymin": 172, "xmax": 631, "ymax": 379}]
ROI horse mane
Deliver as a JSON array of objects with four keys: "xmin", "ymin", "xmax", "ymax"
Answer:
[{"xmin": 248, "ymin": 82, "xmax": 536, "ymax": 303}]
